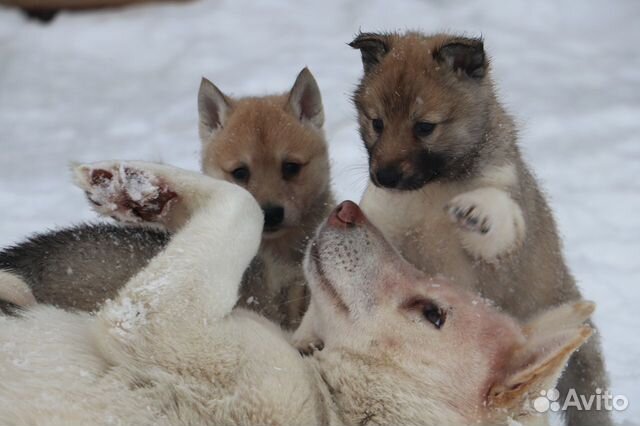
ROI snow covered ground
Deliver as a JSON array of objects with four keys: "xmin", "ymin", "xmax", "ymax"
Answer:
[{"xmin": 0, "ymin": 0, "xmax": 638, "ymax": 423}]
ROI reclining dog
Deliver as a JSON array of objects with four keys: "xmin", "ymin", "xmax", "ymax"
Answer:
[{"xmin": 0, "ymin": 161, "xmax": 593, "ymax": 425}]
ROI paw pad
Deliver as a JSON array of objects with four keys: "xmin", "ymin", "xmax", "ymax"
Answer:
[{"xmin": 78, "ymin": 163, "xmax": 177, "ymax": 223}]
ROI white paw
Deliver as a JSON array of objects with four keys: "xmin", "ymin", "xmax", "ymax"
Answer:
[
  {"xmin": 73, "ymin": 161, "xmax": 178, "ymax": 224},
  {"xmin": 446, "ymin": 187, "xmax": 525, "ymax": 261}
]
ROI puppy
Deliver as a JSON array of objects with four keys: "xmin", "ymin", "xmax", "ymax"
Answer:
[
  {"xmin": 339, "ymin": 31, "xmax": 610, "ymax": 426},
  {"xmin": 0, "ymin": 160, "xmax": 593, "ymax": 426},
  {"xmin": 0, "ymin": 68, "xmax": 333, "ymax": 328}
]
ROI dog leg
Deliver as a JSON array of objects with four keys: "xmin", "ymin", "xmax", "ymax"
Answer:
[
  {"xmin": 446, "ymin": 187, "xmax": 525, "ymax": 261},
  {"xmin": 74, "ymin": 161, "xmax": 263, "ymax": 354},
  {"xmin": 74, "ymin": 161, "xmax": 202, "ymax": 233}
]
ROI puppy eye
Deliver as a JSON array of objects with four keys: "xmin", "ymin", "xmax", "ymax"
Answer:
[
  {"xmin": 231, "ymin": 166, "xmax": 250, "ymax": 183},
  {"xmin": 282, "ymin": 162, "xmax": 302, "ymax": 180},
  {"xmin": 422, "ymin": 301, "xmax": 446, "ymax": 329},
  {"xmin": 414, "ymin": 122, "xmax": 436, "ymax": 138},
  {"xmin": 372, "ymin": 118, "xmax": 384, "ymax": 134}
]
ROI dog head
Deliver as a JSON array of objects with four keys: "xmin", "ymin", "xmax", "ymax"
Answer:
[
  {"xmin": 306, "ymin": 201, "xmax": 594, "ymax": 424},
  {"xmin": 350, "ymin": 31, "xmax": 495, "ymax": 190},
  {"xmin": 198, "ymin": 68, "xmax": 330, "ymax": 238}
]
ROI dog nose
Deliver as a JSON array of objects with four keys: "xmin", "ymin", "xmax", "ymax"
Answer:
[
  {"xmin": 263, "ymin": 204, "xmax": 285, "ymax": 230},
  {"xmin": 328, "ymin": 201, "xmax": 366, "ymax": 228},
  {"xmin": 373, "ymin": 166, "xmax": 402, "ymax": 188}
]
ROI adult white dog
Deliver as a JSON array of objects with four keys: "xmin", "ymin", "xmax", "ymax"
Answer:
[{"xmin": 0, "ymin": 161, "xmax": 593, "ymax": 425}]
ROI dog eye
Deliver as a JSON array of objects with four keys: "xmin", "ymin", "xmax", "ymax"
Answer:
[
  {"xmin": 414, "ymin": 122, "xmax": 436, "ymax": 138},
  {"xmin": 422, "ymin": 302, "xmax": 446, "ymax": 329},
  {"xmin": 231, "ymin": 166, "xmax": 250, "ymax": 183},
  {"xmin": 372, "ymin": 118, "xmax": 384, "ymax": 134},
  {"xmin": 282, "ymin": 162, "xmax": 302, "ymax": 180},
  {"xmin": 403, "ymin": 298, "xmax": 447, "ymax": 330}
]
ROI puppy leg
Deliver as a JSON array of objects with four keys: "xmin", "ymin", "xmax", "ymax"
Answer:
[
  {"xmin": 74, "ymin": 161, "xmax": 262, "ymax": 351},
  {"xmin": 292, "ymin": 300, "xmax": 323, "ymax": 354},
  {"xmin": 446, "ymin": 187, "xmax": 525, "ymax": 261}
]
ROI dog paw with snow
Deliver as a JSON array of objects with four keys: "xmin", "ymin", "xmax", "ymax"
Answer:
[
  {"xmin": 446, "ymin": 187, "xmax": 526, "ymax": 261},
  {"xmin": 73, "ymin": 161, "xmax": 178, "ymax": 226}
]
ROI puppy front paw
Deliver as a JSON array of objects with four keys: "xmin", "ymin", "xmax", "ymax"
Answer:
[
  {"xmin": 74, "ymin": 161, "xmax": 178, "ymax": 224},
  {"xmin": 447, "ymin": 200, "xmax": 491, "ymax": 235},
  {"xmin": 446, "ymin": 187, "xmax": 525, "ymax": 261}
]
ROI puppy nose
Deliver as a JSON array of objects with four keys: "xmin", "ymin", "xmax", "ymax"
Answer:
[
  {"xmin": 328, "ymin": 201, "xmax": 366, "ymax": 228},
  {"xmin": 374, "ymin": 166, "xmax": 402, "ymax": 188},
  {"xmin": 263, "ymin": 204, "xmax": 284, "ymax": 229}
]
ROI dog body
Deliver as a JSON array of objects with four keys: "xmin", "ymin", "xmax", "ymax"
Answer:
[
  {"xmin": 0, "ymin": 68, "xmax": 333, "ymax": 328},
  {"xmin": 0, "ymin": 224, "xmax": 169, "ymax": 312},
  {"xmin": 344, "ymin": 32, "xmax": 610, "ymax": 426},
  {"xmin": 0, "ymin": 161, "xmax": 593, "ymax": 426}
]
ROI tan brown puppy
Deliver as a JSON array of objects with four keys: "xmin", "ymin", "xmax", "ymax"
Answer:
[{"xmin": 198, "ymin": 67, "xmax": 334, "ymax": 327}]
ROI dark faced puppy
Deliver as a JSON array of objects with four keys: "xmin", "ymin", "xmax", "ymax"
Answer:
[
  {"xmin": 351, "ymin": 32, "xmax": 494, "ymax": 190},
  {"xmin": 347, "ymin": 31, "xmax": 613, "ymax": 426}
]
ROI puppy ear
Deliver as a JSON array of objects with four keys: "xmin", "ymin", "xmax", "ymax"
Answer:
[
  {"xmin": 487, "ymin": 301, "xmax": 595, "ymax": 410},
  {"xmin": 349, "ymin": 32, "xmax": 390, "ymax": 74},
  {"xmin": 198, "ymin": 77, "xmax": 232, "ymax": 143},
  {"xmin": 434, "ymin": 37, "xmax": 487, "ymax": 79},
  {"xmin": 287, "ymin": 67, "xmax": 324, "ymax": 129}
]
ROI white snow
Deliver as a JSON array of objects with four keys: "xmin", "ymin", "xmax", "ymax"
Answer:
[
  {"xmin": 0, "ymin": 0, "xmax": 638, "ymax": 424},
  {"xmin": 117, "ymin": 163, "xmax": 158, "ymax": 202}
]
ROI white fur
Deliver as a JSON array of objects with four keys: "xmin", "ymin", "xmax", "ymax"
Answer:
[
  {"xmin": 477, "ymin": 162, "xmax": 518, "ymax": 189},
  {"xmin": 0, "ymin": 271, "xmax": 36, "ymax": 307},
  {"xmin": 447, "ymin": 187, "xmax": 526, "ymax": 261},
  {"xmin": 360, "ymin": 162, "xmax": 526, "ymax": 266}
]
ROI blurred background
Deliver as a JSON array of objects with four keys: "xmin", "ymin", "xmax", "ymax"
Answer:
[{"xmin": 0, "ymin": 0, "xmax": 638, "ymax": 423}]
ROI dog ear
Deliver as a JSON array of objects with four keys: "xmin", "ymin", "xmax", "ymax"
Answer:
[
  {"xmin": 198, "ymin": 77, "xmax": 232, "ymax": 143},
  {"xmin": 487, "ymin": 301, "xmax": 595, "ymax": 411},
  {"xmin": 434, "ymin": 37, "xmax": 487, "ymax": 79},
  {"xmin": 287, "ymin": 67, "xmax": 324, "ymax": 129},
  {"xmin": 349, "ymin": 32, "xmax": 390, "ymax": 74}
]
